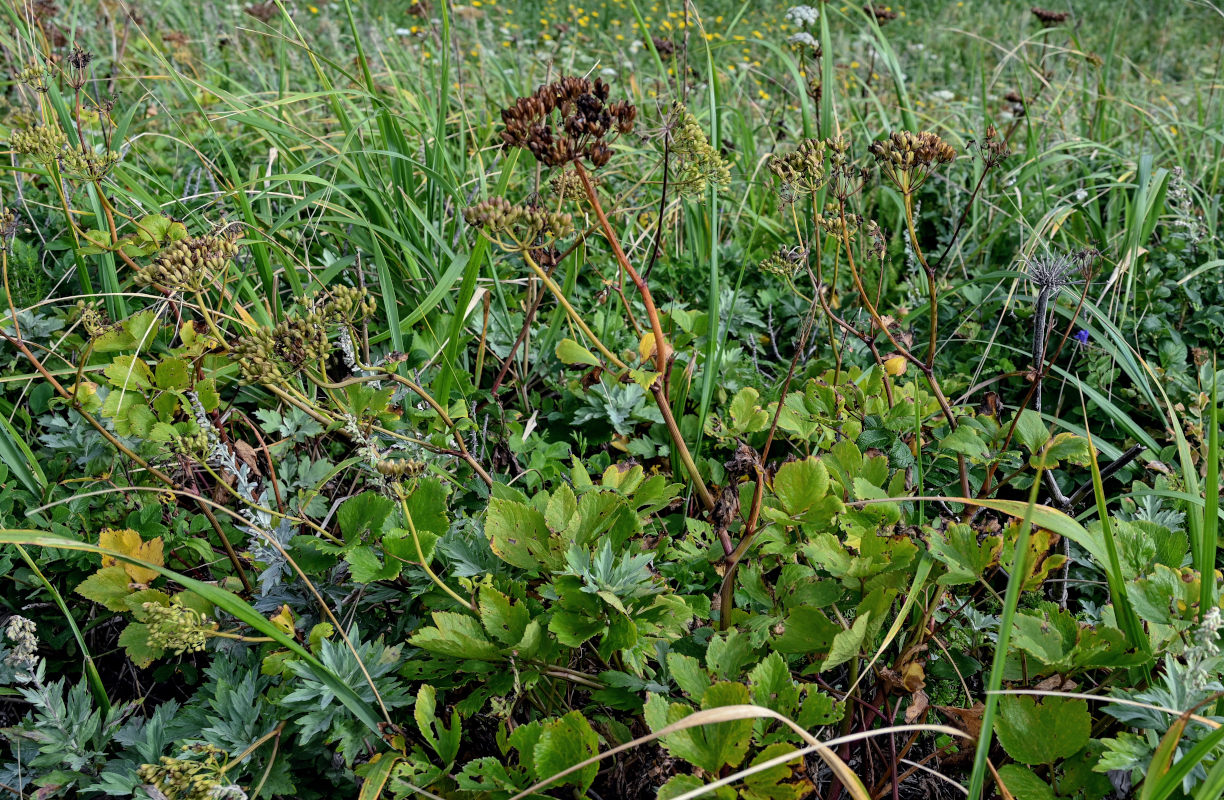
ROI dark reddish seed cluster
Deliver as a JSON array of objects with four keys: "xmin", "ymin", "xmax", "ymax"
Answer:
[
  {"xmin": 499, "ymin": 76, "xmax": 637, "ymax": 169},
  {"xmin": 1031, "ymin": 6, "xmax": 1071, "ymax": 26},
  {"xmin": 863, "ymin": 4, "xmax": 899, "ymax": 23}
]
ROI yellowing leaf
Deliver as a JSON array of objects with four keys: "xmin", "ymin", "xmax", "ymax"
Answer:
[
  {"xmin": 99, "ymin": 528, "xmax": 164, "ymax": 584},
  {"xmin": 638, "ymin": 332, "xmax": 657, "ymax": 363},
  {"xmin": 270, "ymin": 604, "xmax": 296, "ymax": 636},
  {"xmin": 883, "ymin": 356, "xmax": 907, "ymax": 376}
]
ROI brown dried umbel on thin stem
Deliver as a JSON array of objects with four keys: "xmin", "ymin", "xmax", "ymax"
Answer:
[
  {"xmin": 652, "ymin": 36, "xmax": 677, "ymax": 60},
  {"xmin": 244, "ymin": 2, "xmax": 278, "ymax": 22},
  {"xmin": 499, "ymin": 76, "xmax": 637, "ymax": 169},
  {"xmin": 868, "ymin": 130, "xmax": 956, "ymax": 194},
  {"xmin": 863, "ymin": 4, "xmax": 899, "ymax": 23},
  {"xmin": 969, "ymin": 124, "xmax": 1011, "ymax": 169},
  {"xmin": 63, "ymin": 44, "xmax": 94, "ymax": 89},
  {"xmin": 1031, "ymin": 7, "xmax": 1071, "ymax": 26}
]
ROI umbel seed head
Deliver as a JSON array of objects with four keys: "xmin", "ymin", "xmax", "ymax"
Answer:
[
  {"xmin": 463, "ymin": 198, "xmax": 574, "ymax": 249},
  {"xmin": 869, "ymin": 130, "xmax": 956, "ymax": 193},
  {"xmin": 499, "ymin": 75, "xmax": 637, "ymax": 169}
]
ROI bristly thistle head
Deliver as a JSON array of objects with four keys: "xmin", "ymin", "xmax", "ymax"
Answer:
[
  {"xmin": 1026, "ymin": 247, "xmax": 1099, "ymax": 293},
  {"xmin": 1025, "ymin": 253, "xmax": 1082, "ymax": 293},
  {"xmin": 869, "ymin": 130, "xmax": 957, "ymax": 194},
  {"xmin": 499, "ymin": 76, "xmax": 637, "ymax": 170}
]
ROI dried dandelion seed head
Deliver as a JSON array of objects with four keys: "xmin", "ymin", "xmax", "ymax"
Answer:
[{"xmin": 499, "ymin": 75, "xmax": 637, "ymax": 170}]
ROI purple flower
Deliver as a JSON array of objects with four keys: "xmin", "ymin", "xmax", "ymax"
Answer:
[{"xmin": 1073, "ymin": 329, "xmax": 1090, "ymax": 345}]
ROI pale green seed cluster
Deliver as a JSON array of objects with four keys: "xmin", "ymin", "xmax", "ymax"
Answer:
[
  {"xmin": 669, "ymin": 104, "xmax": 730, "ymax": 196},
  {"xmin": 170, "ymin": 428, "xmax": 211, "ymax": 460},
  {"xmin": 15, "ymin": 62, "xmax": 49, "ymax": 92},
  {"xmin": 135, "ymin": 234, "xmax": 240, "ymax": 292},
  {"xmin": 59, "ymin": 145, "xmax": 120, "ymax": 180},
  {"xmin": 375, "ymin": 457, "xmax": 426, "ymax": 478},
  {"xmin": 549, "ymin": 168, "xmax": 587, "ymax": 201},
  {"xmin": 463, "ymin": 197, "xmax": 574, "ymax": 243},
  {"xmin": 142, "ymin": 599, "xmax": 213, "ymax": 655},
  {"xmin": 768, "ymin": 138, "xmax": 828, "ymax": 196},
  {"xmin": 758, "ymin": 245, "xmax": 806, "ymax": 278},
  {"xmin": 230, "ymin": 314, "xmax": 331, "ymax": 385},
  {"xmin": 74, "ymin": 301, "xmax": 110, "ymax": 337},
  {"xmin": 10, "ymin": 124, "xmax": 69, "ymax": 165},
  {"xmin": 311, "ymin": 284, "xmax": 378, "ymax": 324},
  {"xmin": 137, "ymin": 744, "xmax": 233, "ymax": 800}
]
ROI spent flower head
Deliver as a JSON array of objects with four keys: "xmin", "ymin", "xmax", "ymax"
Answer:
[
  {"xmin": 768, "ymin": 138, "xmax": 828, "ymax": 198},
  {"xmin": 969, "ymin": 124, "xmax": 1011, "ymax": 169},
  {"xmin": 499, "ymin": 75, "xmax": 636, "ymax": 169},
  {"xmin": 869, "ymin": 130, "xmax": 957, "ymax": 194},
  {"xmin": 864, "ymin": 4, "xmax": 899, "ymax": 24},
  {"xmin": 1031, "ymin": 7, "xmax": 1071, "ymax": 26}
]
